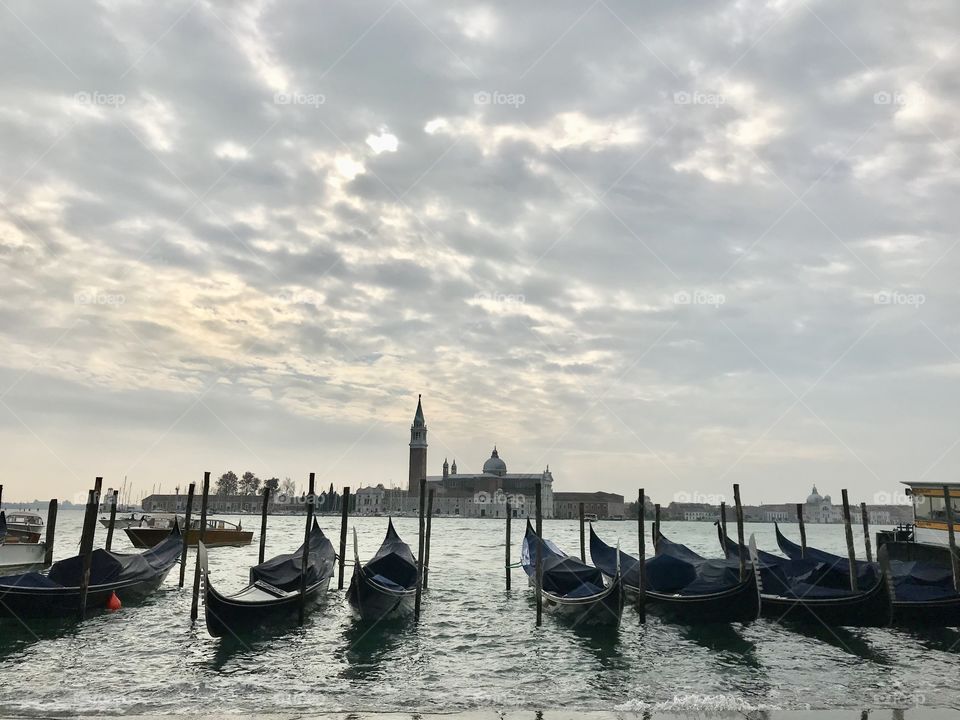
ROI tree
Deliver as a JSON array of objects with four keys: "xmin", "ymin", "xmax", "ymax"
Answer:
[
  {"xmin": 217, "ymin": 471, "xmax": 238, "ymax": 495},
  {"xmin": 281, "ymin": 477, "xmax": 296, "ymax": 495},
  {"xmin": 240, "ymin": 471, "xmax": 261, "ymax": 495},
  {"xmin": 264, "ymin": 477, "xmax": 280, "ymax": 491}
]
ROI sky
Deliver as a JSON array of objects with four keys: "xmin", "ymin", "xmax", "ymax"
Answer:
[{"xmin": 1, "ymin": 0, "xmax": 958, "ymax": 507}]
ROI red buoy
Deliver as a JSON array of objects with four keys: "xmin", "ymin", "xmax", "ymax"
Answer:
[{"xmin": 106, "ymin": 592, "xmax": 122, "ymax": 611}]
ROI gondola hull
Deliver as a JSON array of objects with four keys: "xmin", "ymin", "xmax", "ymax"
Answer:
[
  {"xmin": 760, "ymin": 577, "xmax": 892, "ymax": 627},
  {"xmin": 893, "ymin": 595, "xmax": 960, "ymax": 626},
  {"xmin": 0, "ymin": 568, "xmax": 172, "ymax": 619},
  {"xmin": 534, "ymin": 573, "xmax": 623, "ymax": 626},
  {"xmin": 346, "ymin": 562, "xmax": 416, "ymax": 622},
  {"xmin": 644, "ymin": 577, "xmax": 760, "ymax": 624},
  {"xmin": 199, "ymin": 543, "xmax": 332, "ymax": 637}
]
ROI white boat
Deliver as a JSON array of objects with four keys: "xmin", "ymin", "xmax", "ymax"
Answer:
[
  {"xmin": 99, "ymin": 512, "xmax": 150, "ymax": 530},
  {"xmin": 0, "ymin": 512, "xmax": 45, "ymax": 573},
  {"xmin": 4, "ymin": 511, "xmax": 43, "ymax": 542}
]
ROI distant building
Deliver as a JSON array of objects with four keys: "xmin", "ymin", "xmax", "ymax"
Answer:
[
  {"xmin": 355, "ymin": 398, "xmax": 555, "ymax": 518},
  {"xmin": 554, "ymin": 492, "xmax": 625, "ymax": 519},
  {"xmin": 665, "ymin": 502, "xmax": 716, "ymax": 521}
]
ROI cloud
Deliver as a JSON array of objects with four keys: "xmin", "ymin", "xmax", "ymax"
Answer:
[{"xmin": 0, "ymin": 0, "xmax": 958, "ymax": 505}]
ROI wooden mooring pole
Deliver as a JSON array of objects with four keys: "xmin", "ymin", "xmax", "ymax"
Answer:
[
  {"xmin": 841, "ymin": 489, "xmax": 858, "ymax": 592},
  {"xmin": 423, "ymin": 488, "xmax": 435, "ymax": 590},
  {"xmin": 178, "ymin": 482, "xmax": 195, "ymax": 588},
  {"xmin": 298, "ymin": 473, "xmax": 316, "ymax": 625},
  {"xmin": 733, "ymin": 484, "xmax": 746, "ymax": 582},
  {"xmin": 578, "ymin": 502, "xmax": 586, "ymax": 562},
  {"xmin": 104, "ymin": 489, "xmax": 119, "ymax": 552},
  {"xmin": 796, "ymin": 503, "xmax": 807, "ymax": 558},
  {"xmin": 258, "ymin": 486, "xmax": 271, "ymax": 564},
  {"xmin": 637, "ymin": 488, "xmax": 646, "ymax": 622},
  {"xmin": 338, "ymin": 486, "xmax": 350, "ymax": 590},
  {"xmin": 415, "ymin": 478, "xmax": 427, "ymax": 621},
  {"xmin": 44, "ymin": 499, "xmax": 58, "ymax": 567},
  {"xmin": 719, "ymin": 501, "xmax": 728, "ymax": 557},
  {"xmin": 653, "ymin": 503, "xmax": 661, "ymax": 547},
  {"xmin": 860, "ymin": 502, "xmax": 873, "ymax": 563},
  {"xmin": 535, "ymin": 482, "xmax": 543, "ymax": 627},
  {"xmin": 943, "ymin": 485, "xmax": 960, "ymax": 594},
  {"xmin": 190, "ymin": 472, "xmax": 211, "ymax": 622},
  {"xmin": 505, "ymin": 499, "xmax": 512, "ymax": 591},
  {"xmin": 78, "ymin": 477, "xmax": 103, "ymax": 619}
]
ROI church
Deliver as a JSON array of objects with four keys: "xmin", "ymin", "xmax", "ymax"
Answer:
[{"xmin": 356, "ymin": 396, "xmax": 554, "ymax": 518}]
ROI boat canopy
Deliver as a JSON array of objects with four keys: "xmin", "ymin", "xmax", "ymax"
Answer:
[
  {"xmin": 0, "ymin": 524, "xmax": 181, "ymax": 590},
  {"xmin": 249, "ymin": 520, "xmax": 333, "ymax": 592},
  {"xmin": 522, "ymin": 522, "xmax": 606, "ymax": 598},
  {"xmin": 362, "ymin": 519, "xmax": 418, "ymax": 590}
]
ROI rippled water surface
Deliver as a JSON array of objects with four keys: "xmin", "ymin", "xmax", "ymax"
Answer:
[{"xmin": 1, "ymin": 513, "xmax": 958, "ymax": 716}]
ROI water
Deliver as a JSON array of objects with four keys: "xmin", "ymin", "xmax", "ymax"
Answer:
[{"xmin": 1, "ymin": 512, "xmax": 957, "ymax": 716}]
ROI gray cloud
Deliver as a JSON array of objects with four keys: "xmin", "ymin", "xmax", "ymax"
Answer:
[{"xmin": 0, "ymin": 0, "xmax": 958, "ymax": 505}]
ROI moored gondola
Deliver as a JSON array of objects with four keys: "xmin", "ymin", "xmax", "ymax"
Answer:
[
  {"xmin": 718, "ymin": 527, "xmax": 892, "ymax": 627},
  {"xmin": 590, "ymin": 525, "xmax": 760, "ymax": 624},
  {"xmin": 0, "ymin": 523, "xmax": 182, "ymax": 619},
  {"xmin": 199, "ymin": 519, "xmax": 336, "ymax": 637},
  {"xmin": 773, "ymin": 524, "xmax": 960, "ymax": 626},
  {"xmin": 522, "ymin": 522, "xmax": 623, "ymax": 627},
  {"xmin": 346, "ymin": 519, "xmax": 418, "ymax": 622}
]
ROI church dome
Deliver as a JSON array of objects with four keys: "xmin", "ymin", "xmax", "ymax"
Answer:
[
  {"xmin": 483, "ymin": 447, "xmax": 507, "ymax": 476},
  {"xmin": 806, "ymin": 485, "xmax": 823, "ymax": 504}
]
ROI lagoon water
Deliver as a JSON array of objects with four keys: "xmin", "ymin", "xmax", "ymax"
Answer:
[{"xmin": 1, "ymin": 512, "xmax": 958, "ymax": 716}]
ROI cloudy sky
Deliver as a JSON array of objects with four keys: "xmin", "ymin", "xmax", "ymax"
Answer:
[{"xmin": 1, "ymin": 0, "xmax": 958, "ymax": 507}]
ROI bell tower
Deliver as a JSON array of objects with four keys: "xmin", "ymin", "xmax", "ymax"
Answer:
[{"xmin": 408, "ymin": 394, "xmax": 428, "ymax": 493}]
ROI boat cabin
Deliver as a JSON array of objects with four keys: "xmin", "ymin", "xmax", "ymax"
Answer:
[
  {"xmin": 901, "ymin": 481, "xmax": 960, "ymax": 547},
  {"xmin": 5, "ymin": 512, "xmax": 44, "ymax": 532}
]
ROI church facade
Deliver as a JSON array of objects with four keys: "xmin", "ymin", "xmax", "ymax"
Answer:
[{"xmin": 356, "ymin": 398, "xmax": 554, "ymax": 518}]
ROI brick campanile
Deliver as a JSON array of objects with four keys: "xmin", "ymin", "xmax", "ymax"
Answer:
[{"xmin": 408, "ymin": 394, "xmax": 428, "ymax": 494}]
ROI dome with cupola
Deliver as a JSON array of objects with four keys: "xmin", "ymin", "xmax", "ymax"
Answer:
[
  {"xmin": 806, "ymin": 485, "xmax": 824, "ymax": 504},
  {"xmin": 482, "ymin": 447, "xmax": 507, "ymax": 476}
]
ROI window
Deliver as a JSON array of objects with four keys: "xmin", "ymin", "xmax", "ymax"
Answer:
[{"xmin": 915, "ymin": 494, "xmax": 959, "ymax": 521}]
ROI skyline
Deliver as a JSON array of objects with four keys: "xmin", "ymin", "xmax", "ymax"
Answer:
[{"xmin": 1, "ymin": 2, "xmax": 958, "ymax": 504}]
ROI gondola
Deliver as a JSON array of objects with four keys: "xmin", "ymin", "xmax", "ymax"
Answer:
[
  {"xmin": 772, "ymin": 524, "xmax": 960, "ymax": 626},
  {"xmin": 346, "ymin": 519, "xmax": 419, "ymax": 621},
  {"xmin": 717, "ymin": 526, "xmax": 892, "ymax": 627},
  {"xmin": 198, "ymin": 519, "xmax": 336, "ymax": 637},
  {"xmin": 522, "ymin": 522, "xmax": 623, "ymax": 627},
  {"xmin": 0, "ymin": 523, "xmax": 182, "ymax": 619},
  {"xmin": 0, "ymin": 511, "xmax": 46, "ymax": 573},
  {"xmin": 590, "ymin": 525, "xmax": 760, "ymax": 624}
]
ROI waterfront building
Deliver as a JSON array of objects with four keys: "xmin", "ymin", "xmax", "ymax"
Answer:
[{"xmin": 553, "ymin": 492, "xmax": 625, "ymax": 519}]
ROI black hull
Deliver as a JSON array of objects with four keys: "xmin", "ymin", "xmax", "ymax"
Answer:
[
  {"xmin": 761, "ymin": 575, "xmax": 893, "ymax": 627},
  {"xmin": 0, "ymin": 570, "xmax": 172, "ymax": 619},
  {"xmin": 893, "ymin": 595, "xmax": 960, "ymax": 626},
  {"xmin": 639, "ymin": 572, "xmax": 761, "ymax": 625},
  {"xmin": 346, "ymin": 562, "xmax": 416, "ymax": 622},
  {"xmin": 539, "ymin": 573, "xmax": 624, "ymax": 627},
  {"xmin": 203, "ymin": 578, "xmax": 329, "ymax": 637}
]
